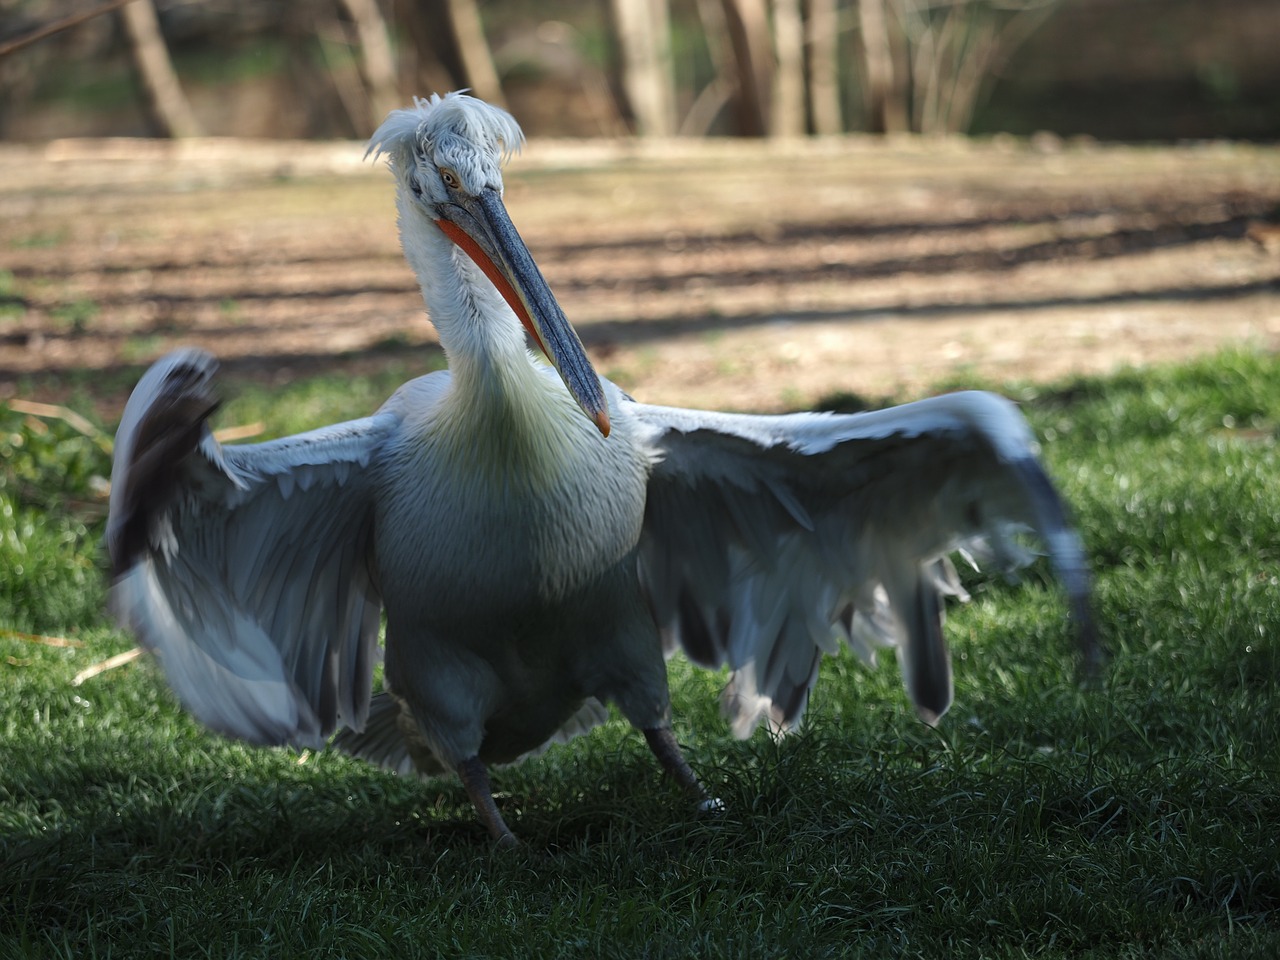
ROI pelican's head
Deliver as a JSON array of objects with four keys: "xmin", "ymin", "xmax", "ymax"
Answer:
[{"xmin": 368, "ymin": 93, "xmax": 609, "ymax": 437}]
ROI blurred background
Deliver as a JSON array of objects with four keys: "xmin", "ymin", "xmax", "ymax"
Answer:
[
  {"xmin": 6, "ymin": 10, "xmax": 1280, "ymax": 954},
  {"xmin": 2, "ymin": 0, "xmax": 1277, "ymax": 144},
  {"xmin": 2, "ymin": 0, "xmax": 1277, "ymax": 417}
]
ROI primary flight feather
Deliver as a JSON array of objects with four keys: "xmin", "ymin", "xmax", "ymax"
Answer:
[{"xmin": 108, "ymin": 92, "xmax": 1096, "ymax": 845}]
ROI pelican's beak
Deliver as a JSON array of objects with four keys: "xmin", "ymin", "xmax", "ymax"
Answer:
[{"xmin": 433, "ymin": 189, "xmax": 610, "ymax": 437}]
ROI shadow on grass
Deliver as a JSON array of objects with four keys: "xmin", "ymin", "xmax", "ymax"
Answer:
[{"xmin": 6, "ymin": 274, "xmax": 1276, "ymax": 416}]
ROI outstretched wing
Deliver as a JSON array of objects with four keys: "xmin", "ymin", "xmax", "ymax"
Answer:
[
  {"xmin": 108, "ymin": 349, "xmax": 403, "ymax": 749},
  {"xmin": 631, "ymin": 390, "xmax": 1095, "ymax": 737}
]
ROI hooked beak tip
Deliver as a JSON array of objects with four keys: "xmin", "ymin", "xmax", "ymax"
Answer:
[{"xmin": 593, "ymin": 409, "xmax": 611, "ymax": 438}]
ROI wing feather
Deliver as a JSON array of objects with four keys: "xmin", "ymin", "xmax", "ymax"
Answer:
[
  {"xmin": 632, "ymin": 390, "xmax": 1095, "ymax": 736},
  {"xmin": 107, "ymin": 349, "xmax": 401, "ymax": 748}
]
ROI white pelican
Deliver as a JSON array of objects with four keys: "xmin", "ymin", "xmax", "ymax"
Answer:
[{"xmin": 108, "ymin": 93, "xmax": 1096, "ymax": 846}]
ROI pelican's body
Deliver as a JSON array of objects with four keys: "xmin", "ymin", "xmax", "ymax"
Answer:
[
  {"xmin": 372, "ymin": 370, "xmax": 657, "ymax": 770},
  {"xmin": 108, "ymin": 94, "xmax": 1096, "ymax": 844}
]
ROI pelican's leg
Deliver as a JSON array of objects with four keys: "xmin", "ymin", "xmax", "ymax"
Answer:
[
  {"xmin": 456, "ymin": 756, "xmax": 518, "ymax": 848},
  {"xmin": 641, "ymin": 727, "xmax": 720, "ymax": 812}
]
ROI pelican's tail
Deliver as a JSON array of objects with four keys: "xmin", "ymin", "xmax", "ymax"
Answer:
[{"xmin": 331, "ymin": 691, "xmax": 427, "ymax": 776}]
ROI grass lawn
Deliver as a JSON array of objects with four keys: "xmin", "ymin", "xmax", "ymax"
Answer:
[{"xmin": 2, "ymin": 349, "xmax": 1278, "ymax": 958}]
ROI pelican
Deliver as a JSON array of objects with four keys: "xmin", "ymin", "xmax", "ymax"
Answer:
[{"xmin": 108, "ymin": 93, "xmax": 1096, "ymax": 846}]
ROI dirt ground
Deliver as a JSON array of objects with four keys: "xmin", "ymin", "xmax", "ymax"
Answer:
[{"xmin": 2, "ymin": 134, "xmax": 1278, "ymax": 419}]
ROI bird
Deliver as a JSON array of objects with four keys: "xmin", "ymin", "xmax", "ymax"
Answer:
[{"xmin": 108, "ymin": 92, "xmax": 1097, "ymax": 847}]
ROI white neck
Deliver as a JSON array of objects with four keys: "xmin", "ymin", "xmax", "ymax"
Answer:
[{"xmin": 397, "ymin": 197, "xmax": 542, "ymax": 408}]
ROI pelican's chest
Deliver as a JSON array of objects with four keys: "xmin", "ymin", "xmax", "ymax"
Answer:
[{"xmin": 372, "ymin": 387, "xmax": 650, "ymax": 609}]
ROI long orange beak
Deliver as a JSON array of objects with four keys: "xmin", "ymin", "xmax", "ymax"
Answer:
[{"xmin": 434, "ymin": 189, "xmax": 610, "ymax": 437}]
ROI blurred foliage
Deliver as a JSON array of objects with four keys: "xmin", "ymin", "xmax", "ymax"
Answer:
[{"xmin": 0, "ymin": 402, "xmax": 111, "ymax": 634}]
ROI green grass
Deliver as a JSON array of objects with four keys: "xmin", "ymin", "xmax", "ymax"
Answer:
[
  {"xmin": 3, "ymin": 349, "xmax": 1279, "ymax": 958},
  {"xmin": 216, "ymin": 360, "xmax": 441, "ymax": 441}
]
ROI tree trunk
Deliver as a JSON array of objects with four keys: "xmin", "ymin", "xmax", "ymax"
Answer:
[
  {"xmin": 316, "ymin": 15, "xmax": 370, "ymax": 137},
  {"xmin": 443, "ymin": 0, "xmax": 505, "ymax": 107},
  {"xmin": 805, "ymin": 0, "xmax": 841, "ymax": 135},
  {"xmin": 770, "ymin": 0, "xmax": 805, "ymax": 137},
  {"xmin": 719, "ymin": 0, "xmax": 773, "ymax": 136},
  {"xmin": 683, "ymin": 0, "xmax": 735, "ymax": 135},
  {"xmin": 336, "ymin": 0, "xmax": 400, "ymax": 133},
  {"xmin": 119, "ymin": 0, "xmax": 201, "ymax": 138},
  {"xmin": 610, "ymin": 0, "xmax": 676, "ymax": 136},
  {"xmin": 886, "ymin": 2, "xmax": 911, "ymax": 132},
  {"xmin": 857, "ymin": 0, "xmax": 899, "ymax": 134},
  {"xmin": 284, "ymin": 4, "xmax": 351, "ymax": 138},
  {"xmin": 397, "ymin": 0, "xmax": 464, "ymax": 97}
]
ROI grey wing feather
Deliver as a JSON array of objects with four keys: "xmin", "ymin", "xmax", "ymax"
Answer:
[
  {"xmin": 108, "ymin": 348, "xmax": 401, "ymax": 749},
  {"xmin": 631, "ymin": 390, "xmax": 1095, "ymax": 736}
]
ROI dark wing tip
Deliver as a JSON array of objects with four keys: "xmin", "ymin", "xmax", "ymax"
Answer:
[{"xmin": 108, "ymin": 351, "xmax": 222, "ymax": 576}]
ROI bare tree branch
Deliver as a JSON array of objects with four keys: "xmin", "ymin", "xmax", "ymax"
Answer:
[{"xmin": 0, "ymin": 0, "xmax": 133, "ymax": 59}]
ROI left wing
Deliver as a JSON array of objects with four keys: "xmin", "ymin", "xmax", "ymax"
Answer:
[
  {"xmin": 630, "ymin": 390, "xmax": 1095, "ymax": 736},
  {"xmin": 107, "ymin": 349, "xmax": 400, "ymax": 749}
]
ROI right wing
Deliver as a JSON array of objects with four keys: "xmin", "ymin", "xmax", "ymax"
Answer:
[
  {"xmin": 631, "ymin": 391, "xmax": 1096, "ymax": 737},
  {"xmin": 108, "ymin": 348, "xmax": 406, "ymax": 749}
]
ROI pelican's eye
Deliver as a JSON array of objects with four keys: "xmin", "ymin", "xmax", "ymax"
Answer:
[{"xmin": 440, "ymin": 168, "xmax": 462, "ymax": 190}]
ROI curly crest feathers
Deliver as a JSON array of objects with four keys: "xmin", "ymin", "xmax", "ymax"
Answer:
[{"xmin": 366, "ymin": 92, "xmax": 524, "ymax": 174}]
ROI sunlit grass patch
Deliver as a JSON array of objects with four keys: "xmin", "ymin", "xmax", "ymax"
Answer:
[
  {"xmin": 2, "ymin": 348, "xmax": 1279, "ymax": 957},
  {"xmin": 215, "ymin": 358, "xmax": 443, "ymax": 439}
]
